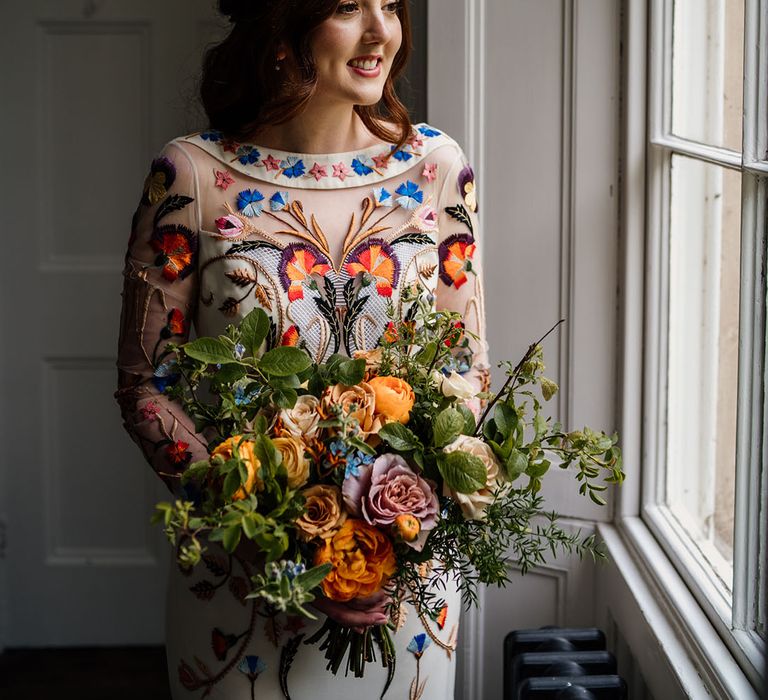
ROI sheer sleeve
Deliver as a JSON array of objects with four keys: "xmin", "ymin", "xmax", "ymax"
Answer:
[
  {"xmin": 435, "ymin": 146, "xmax": 491, "ymax": 406},
  {"xmin": 115, "ymin": 141, "xmax": 208, "ymax": 495}
]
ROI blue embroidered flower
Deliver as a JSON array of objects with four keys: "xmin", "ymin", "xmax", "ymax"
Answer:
[
  {"xmin": 352, "ymin": 155, "xmax": 375, "ymax": 176},
  {"xmin": 390, "ymin": 146, "xmax": 413, "ymax": 162},
  {"xmin": 395, "ymin": 180, "xmax": 424, "ymax": 209},
  {"xmin": 237, "ymin": 145, "xmax": 261, "ymax": 165},
  {"xmin": 237, "ymin": 189, "xmax": 265, "ymax": 217},
  {"xmin": 281, "ymin": 156, "xmax": 306, "ymax": 179},
  {"xmin": 200, "ymin": 129, "xmax": 222, "ymax": 141},
  {"xmin": 418, "ymin": 125, "xmax": 442, "ymax": 137},
  {"xmin": 238, "ymin": 655, "xmax": 267, "ymax": 679},
  {"xmin": 152, "ymin": 360, "xmax": 180, "ymax": 392},
  {"xmin": 372, "ymin": 186, "xmax": 393, "ymax": 207},
  {"xmin": 270, "ymin": 190, "xmax": 290, "ymax": 212},
  {"xmin": 407, "ymin": 633, "xmax": 431, "ymax": 658}
]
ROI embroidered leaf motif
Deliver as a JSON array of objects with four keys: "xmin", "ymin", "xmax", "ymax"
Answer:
[
  {"xmin": 219, "ymin": 297, "xmax": 240, "ymax": 317},
  {"xmin": 254, "ymin": 284, "xmax": 273, "ymax": 311},
  {"xmin": 290, "ymin": 201, "xmax": 307, "ymax": 228},
  {"xmin": 264, "ymin": 616, "xmax": 283, "ymax": 647},
  {"xmin": 189, "ymin": 580, "xmax": 217, "ymax": 601},
  {"xmin": 361, "ymin": 196, "xmax": 375, "ymax": 226},
  {"xmin": 201, "ymin": 291, "xmax": 214, "ymax": 306},
  {"xmin": 279, "ymin": 633, "xmax": 305, "ymax": 700},
  {"xmin": 391, "ymin": 232, "xmax": 434, "ymax": 247},
  {"xmin": 226, "ymin": 269, "xmax": 258, "ymax": 287},
  {"xmin": 418, "ymin": 263, "xmax": 437, "ymax": 280},
  {"xmin": 154, "ymin": 194, "xmax": 194, "ymax": 225},
  {"xmin": 445, "ymin": 203, "xmax": 474, "ymax": 235},
  {"xmin": 202, "ymin": 553, "xmax": 228, "ymax": 578},
  {"xmin": 404, "ymin": 301, "xmax": 419, "ymax": 323},
  {"xmin": 225, "ymin": 240, "xmax": 281, "ymax": 256},
  {"xmin": 310, "ymin": 214, "xmax": 327, "ymax": 247},
  {"xmin": 228, "ymin": 575, "xmax": 249, "ymax": 605},
  {"xmin": 194, "ymin": 655, "xmax": 211, "ymax": 676},
  {"xmin": 357, "ymin": 224, "xmax": 390, "ymax": 240}
]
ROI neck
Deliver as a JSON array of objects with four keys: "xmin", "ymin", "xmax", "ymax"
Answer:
[{"xmin": 253, "ymin": 102, "xmax": 384, "ymax": 154}]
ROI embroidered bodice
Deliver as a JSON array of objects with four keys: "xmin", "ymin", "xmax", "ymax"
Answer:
[{"xmin": 116, "ymin": 122, "xmax": 489, "ymax": 491}]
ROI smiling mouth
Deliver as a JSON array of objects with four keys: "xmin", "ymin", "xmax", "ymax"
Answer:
[{"xmin": 347, "ymin": 57, "xmax": 382, "ymax": 71}]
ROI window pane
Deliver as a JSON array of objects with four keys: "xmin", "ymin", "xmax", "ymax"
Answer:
[
  {"xmin": 666, "ymin": 154, "xmax": 741, "ymax": 589},
  {"xmin": 672, "ymin": 0, "xmax": 744, "ymax": 151}
]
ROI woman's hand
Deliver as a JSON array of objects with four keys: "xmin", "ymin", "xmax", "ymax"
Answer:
[{"xmin": 310, "ymin": 590, "xmax": 391, "ymax": 633}]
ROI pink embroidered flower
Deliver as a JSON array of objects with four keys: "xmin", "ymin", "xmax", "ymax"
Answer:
[
  {"xmin": 309, "ymin": 162, "xmax": 328, "ymax": 181},
  {"xmin": 262, "ymin": 154, "xmax": 281, "ymax": 171},
  {"xmin": 416, "ymin": 205, "xmax": 438, "ymax": 228},
  {"xmin": 332, "ymin": 162, "xmax": 352, "ymax": 181},
  {"xmin": 214, "ymin": 215, "xmax": 245, "ymax": 237},
  {"xmin": 214, "ymin": 169, "xmax": 235, "ymax": 190},
  {"xmin": 422, "ymin": 162, "xmax": 438, "ymax": 183},
  {"xmin": 408, "ymin": 133, "xmax": 425, "ymax": 149},
  {"xmin": 140, "ymin": 401, "xmax": 161, "ymax": 422},
  {"xmin": 373, "ymin": 153, "xmax": 390, "ymax": 170}
]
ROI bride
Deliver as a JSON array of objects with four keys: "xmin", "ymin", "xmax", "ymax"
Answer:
[{"xmin": 115, "ymin": 0, "xmax": 488, "ymax": 697}]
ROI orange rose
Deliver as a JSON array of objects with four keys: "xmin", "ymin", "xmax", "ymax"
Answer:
[
  {"xmin": 320, "ymin": 382, "xmax": 383, "ymax": 437},
  {"xmin": 368, "ymin": 376, "xmax": 415, "ymax": 424},
  {"xmin": 314, "ymin": 519, "xmax": 396, "ymax": 601},
  {"xmin": 296, "ymin": 485, "xmax": 347, "ymax": 541},
  {"xmin": 210, "ymin": 435, "xmax": 263, "ymax": 500}
]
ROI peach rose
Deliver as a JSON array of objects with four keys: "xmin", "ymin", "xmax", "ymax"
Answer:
[
  {"xmin": 320, "ymin": 382, "xmax": 383, "ymax": 437},
  {"xmin": 295, "ymin": 485, "xmax": 347, "ymax": 541},
  {"xmin": 368, "ymin": 376, "xmax": 415, "ymax": 424},
  {"xmin": 352, "ymin": 347, "xmax": 385, "ymax": 379},
  {"xmin": 272, "ymin": 436, "xmax": 310, "ymax": 489},
  {"xmin": 314, "ymin": 519, "xmax": 396, "ymax": 601},
  {"xmin": 210, "ymin": 435, "xmax": 263, "ymax": 500}
]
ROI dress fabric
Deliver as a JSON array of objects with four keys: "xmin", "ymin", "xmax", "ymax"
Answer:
[{"xmin": 115, "ymin": 122, "xmax": 489, "ymax": 699}]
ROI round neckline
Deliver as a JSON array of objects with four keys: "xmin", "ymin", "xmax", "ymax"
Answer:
[{"xmin": 240, "ymin": 135, "xmax": 396, "ymax": 160}]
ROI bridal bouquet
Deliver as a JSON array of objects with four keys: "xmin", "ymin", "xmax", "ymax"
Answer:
[{"xmin": 153, "ymin": 300, "xmax": 623, "ymax": 683}]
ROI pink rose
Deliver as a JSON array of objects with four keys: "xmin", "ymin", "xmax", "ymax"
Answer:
[{"xmin": 342, "ymin": 454, "xmax": 439, "ymax": 551}]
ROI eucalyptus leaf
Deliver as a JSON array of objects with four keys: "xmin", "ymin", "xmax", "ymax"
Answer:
[
  {"xmin": 437, "ymin": 451, "xmax": 487, "ymax": 494},
  {"xmin": 258, "ymin": 347, "xmax": 312, "ymax": 377}
]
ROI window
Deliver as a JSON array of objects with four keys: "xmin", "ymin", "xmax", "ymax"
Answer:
[{"xmin": 644, "ymin": 0, "xmax": 766, "ymax": 681}]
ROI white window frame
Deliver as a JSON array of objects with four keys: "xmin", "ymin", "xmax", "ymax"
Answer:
[{"xmin": 612, "ymin": 0, "xmax": 767, "ymax": 693}]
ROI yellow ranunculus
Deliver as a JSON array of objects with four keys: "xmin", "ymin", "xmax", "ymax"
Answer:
[
  {"xmin": 368, "ymin": 375, "xmax": 415, "ymax": 424},
  {"xmin": 210, "ymin": 435, "xmax": 263, "ymax": 501},
  {"xmin": 272, "ymin": 436, "xmax": 310, "ymax": 489}
]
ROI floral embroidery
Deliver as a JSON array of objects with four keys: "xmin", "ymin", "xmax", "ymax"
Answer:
[
  {"xmin": 332, "ymin": 162, "xmax": 352, "ymax": 181},
  {"xmin": 439, "ymin": 233, "xmax": 476, "ymax": 289},
  {"xmin": 392, "ymin": 146, "xmax": 414, "ymax": 162},
  {"xmin": 345, "ymin": 239, "xmax": 400, "ymax": 297},
  {"xmin": 435, "ymin": 604, "xmax": 448, "ymax": 630},
  {"xmin": 458, "ymin": 164, "xmax": 478, "ymax": 212},
  {"xmin": 270, "ymin": 191, "xmax": 290, "ymax": 212},
  {"xmin": 139, "ymin": 401, "xmax": 160, "ymax": 422},
  {"xmin": 237, "ymin": 188, "xmax": 265, "ymax": 217},
  {"xmin": 215, "ymin": 214, "xmax": 245, "ymax": 237},
  {"xmin": 214, "ymin": 169, "xmax": 235, "ymax": 190},
  {"xmin": 200, "ymin": 130, "xmax": 222, "ymax": 142},
  {"xmin": 408, "ymin": 133, "xmax": 425, "ymax": 149},
  {"xmin": 238, "ymin": 655, "xmax": 267, "ymax": 681},
  {"xmin": 211, "ymin": 627, "xmax": 240, "ymax": 661},
  {"xmin": 161, "ymin": 308, "xmax": 187, "ymax": 338},
  {"xmin": 149, "ymin": 224, "xmax": 197, "ymax": 281},
  {"xmin": 281, "ymin": 325, "xmax": 300, "ymax": 346},
  {"xmin": 278, "ymin": 243, "xmax": 332, "ymax": 301},
  {"xmin": 352, "ymin": 154, "xmax": 375, "ymax": 176},
  {"xmin": 416, "ymin": 205, "xmax": 438, "ymax": 229},
  {"xmin": 422, "ymin": 162, "xmax": 438, "ymax": 183},
  {"xmin": 281, "ymin": 156, "xmax": 306, "ymax": 179},
  {"xmin": 165, "ymin": 439, "xmax": 191, "ymax": 465},
  {"xmin": 142, "ymin": 157, "xmax": 176, "ymax": 206},
  {"xmin": 152, "ymin": 359, "xmax": 180, "ymax": 392},
  {"xmin": 395, "ymin": 180, "xmax": 424, "ymax": 209},
  {"xmin": 263, "ymin": 154, "xmax": 281, "ymax": 171},
  {"xmin": 309, "ymin": 162, "xmax": 328, "ymax": 181},
  {"xmin": 418, "ymin": 125, "xmax": 442, "ymax": 137},
  {"xmin": 408, "ymin": 633, "xmax": 431, "ymax": 700},
  {"xmin": 408, "ymin": 633, "xmax": 431, "ymax": 658},
  {"xmin": 236, "ymin": 145, "xmax": 261, "ymax": 166},
  {"xmin": 373, "ymin": 186, "xmax": 393, "ymax": 207},
  {"xmin": 373, "ymin": 153, "xmax": 391, "ymax": 170}
]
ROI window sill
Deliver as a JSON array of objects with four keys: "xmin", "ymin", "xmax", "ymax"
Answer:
[{"xmin": 597, "ymin": 517, "xmax": 762, "ymax": 698}]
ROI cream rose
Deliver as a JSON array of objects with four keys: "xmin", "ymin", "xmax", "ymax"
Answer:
[
  {"xmin": 296, "ymin": 485, "xmax": 347, "ymax": 541},
  {"xmin": 277, "ymin": 395, "xmax": 321, "ymax": 439},
  {"xmin": 320, "ymin": 382, "xmax": 383, "ymax": 437},
  {"xmin": 433, "ymin": 370, "xmax": 476, "ymax": 400},
  {"xmin": 441, "ymin": 435, "xmax": 503, "ymax": 520},
  {"xmin": 272, "ymin": 436, "xmax": 310, "ymax": 489}
]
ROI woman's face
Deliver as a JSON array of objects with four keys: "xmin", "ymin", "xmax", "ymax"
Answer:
[{"xmin": 309, "ymin": 0, "xmax": 403, "ymax": 107}]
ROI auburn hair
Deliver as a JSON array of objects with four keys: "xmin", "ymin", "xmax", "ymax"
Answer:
[{"xmin": 201, "ymin": 0, "xmax": 414, "ymax": 153}]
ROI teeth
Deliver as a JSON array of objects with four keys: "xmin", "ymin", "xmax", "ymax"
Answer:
[{"xmin": 350, "ymin": 58, "xmax": 379, "ymax": 70}]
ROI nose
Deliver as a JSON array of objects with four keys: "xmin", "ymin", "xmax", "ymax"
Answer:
[{"xmin": 362, "ymin": 7, "xmax": 393, "ymax": 45}]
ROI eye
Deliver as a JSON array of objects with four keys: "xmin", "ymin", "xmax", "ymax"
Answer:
[
  {"xmin": 383, "ymin": 1, "xmax": 402, "ymax": 12},
  {"xmin": 336, "ymin": 1, "xmax": 358, "ymax": 14}
]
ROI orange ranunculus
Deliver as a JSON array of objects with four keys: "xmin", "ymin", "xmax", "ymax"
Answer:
[
  {"xmin": 368, "ymin": 375, "xmax": 415, "ymax": 424},
  {"xmin": 314, "ymin": 519, "xmax": 396, "ymax": 602},
  {"xmin": 320, "ymin": 382, "xmax": 383, "ymax": 437},
  {"xmin": 210, "ymin": 435, "xmax": 263, "ymax": 500}
]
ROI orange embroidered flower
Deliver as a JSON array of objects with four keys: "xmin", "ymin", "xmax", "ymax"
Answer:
[
  {"xmin": 278, "ymin": 244, "xmax": 331, "ymax": 302},
  {"xmin": 368, "ymin": 376, "xmax": 415, "ymax": 424},
  {"xmin": 314, "ymin": 519, "xmax": 396, "ymax": 601},
  {"xmin": 438, "ymin": 233, "xmax": 476, "ymax": 289},
  {"xmin": 281, "ymin": 325, "xmax": 300, "ymax": 346},
  {"xmin": 166, "ymin": 440, "xmax": 190, "ymax": 466},
  {"xmin": 210, "ymin": 435, "xmax": 263, "ymax": 500},
  {"xmin": 150, "ymin": 225, "xmax": 197, "ymax": 282},
  {"xmin": 345, "ymin": 239, "xmax": 400, "ymax": 297}
]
